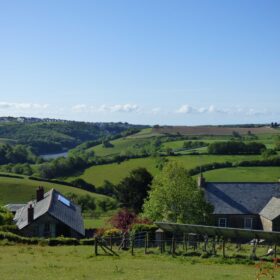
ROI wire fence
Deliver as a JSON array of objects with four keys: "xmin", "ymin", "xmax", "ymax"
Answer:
[{"xmin": 94, "ymin": 231, "xmax": 280, "ymax": 260}]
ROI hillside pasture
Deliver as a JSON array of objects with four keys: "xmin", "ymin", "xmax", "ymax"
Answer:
[
  {"xmin": 153, "ymin": 126, "xmax": 279, "ymax": 136},
  {"xmin": 88, "ymin": 137, "xmax": 149, "ymax": 157},
  {"xmin": 203, "ymin": 166, "xmax": 280, "ymax": 182},
  {"xmin": 0, "ymin": 175, "xmax": 109, "ymax": 205},
  {"xmin": 76, "ymin": 154, "xmax": 261, "ymax": 187}
]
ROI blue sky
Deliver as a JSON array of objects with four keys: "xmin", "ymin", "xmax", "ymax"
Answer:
[{"xmin": 0, "ymin": 0, "xmax": 279, "ymax": 125}]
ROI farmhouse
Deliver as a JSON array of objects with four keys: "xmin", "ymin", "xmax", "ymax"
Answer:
[
  {"xmin": 198, "ymin": 174, "xmax": 280, "ymax": 231},
  {"xmin": 13, "ymin": 187, "xmax": 85, "ymax": 238}
]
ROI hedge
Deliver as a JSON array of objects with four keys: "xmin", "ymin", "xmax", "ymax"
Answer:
[{"xmin": 0, "ymin": 173, "xmax": 24, "ymax": 179}]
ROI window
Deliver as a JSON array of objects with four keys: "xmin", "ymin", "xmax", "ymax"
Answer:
[
  {"xmin": 244, "ymin": 218, "xmax": 253, "ymax": 229},
  {"xmin": 218, "ymin": 218, "xmax": 227, "ymax": 227},
  {"xmin": 58, "ymin": 194, "xmax": 70, "ymax": 207},
  {"xmin": 44, "ymin": 223, "xmax": 51, "ymax": 237}
]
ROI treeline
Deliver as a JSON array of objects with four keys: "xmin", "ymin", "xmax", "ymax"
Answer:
[
  {"xmin": 0, "ymin": 144, "xmax": 39, "ymax": 165},
  {"xmin": 188, "ymin": 157, "xmax": 280, "ymax": 176},
  {"xmin": 0, "ymin": 121, "xmax": 145, "ymax": 154},
  {"xmin": 208, "ymin": 141, "xmax": 266, "ymax": 155}
]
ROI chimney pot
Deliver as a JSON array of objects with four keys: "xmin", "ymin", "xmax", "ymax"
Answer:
[
  {"xmin": 27, "ymin": 204, "xmax": 34, "ymax": 224},
  {"xmin": 197, "ymin": 173, "xmax": 206, "ymax": 188},
  {"xmin": 36, "ymin": 186, "xmax": 44, "ymax": 202}
]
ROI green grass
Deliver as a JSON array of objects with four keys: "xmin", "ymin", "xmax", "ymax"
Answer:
[
  {"xmin": 128, "ymin": 127, "xmax": 162, "ymax": 138},
  {"xmin": 89, "ymin": 137, "xmax": 149, "ymax": 157},
  {"xmin": 83, "ymin": 210, "xmax": 116, "ymax": 229},
  {"xmin": 0, "ymin": 245, "xmax": 260, "ymax": 280},
  {"xmin": 76, "ymin": 157, "xmax": 159, "ymax": 186},
  {"xmin": 75, "ymin": 154, "xmax": 261, "ymax": 187},
  {"xmin": 0, "ymin": 176, "xmax": 110, "ymax": 205},
  {"xmin": 204, "ymin": 166, "xmax": 280, "ymax": 182}
]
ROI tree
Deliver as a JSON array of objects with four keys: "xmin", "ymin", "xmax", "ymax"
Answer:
[
  {"xmin": 261, "ymin": 149, "xmax": 277, "ymax": 159},
  {"xmin": 143, "ymin": 162, "xmax": 213, "ymax": 224},
  {"xmin": 109, "ymin": 209, "xmax": 136, "ymax": 233},
  {"xmin": 115, "ymin": 168, "xmax": 153, "ymax": 213}
]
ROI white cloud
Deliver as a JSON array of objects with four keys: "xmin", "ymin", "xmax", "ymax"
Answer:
[
  {"xmin": 71, "ymin": 103, "xmax": 140, "ymax": 114},
  {"xmin": 72, "ymin": 104, "xmax": 88, "ymax": 112},
  {"xmin": 0, "ymin": 102, "xmax": 49, "ymax": 110},
  {"xmin": 176, "ymin": 104, "xmax": 218, "ymax": 114},
  {"xmin": 175, "ymin": 104, "xmax": 270, "ymax": 116},
  {"xmin": 176, "ymin": 104, "xmax": 194, "ymax": 114},
  {"xmin": 98, "ymin": 104, "xmax": 140, "ymax": 113}
]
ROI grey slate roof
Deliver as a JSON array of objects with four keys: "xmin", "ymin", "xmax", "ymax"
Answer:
[
  {"xmin": 204, "ymin": 183, "xmax": 280, "ymax": 215},
  {"xmin": 5, "ymin": 204, "xmax": 26, "ymax": 213},
  {"xmin": 259, "ymin": 197, "xmax": 280, "ymax": 220},
  {"xmin": 14, "ymin": 189, "xmax": 85, "ymax": 236}
]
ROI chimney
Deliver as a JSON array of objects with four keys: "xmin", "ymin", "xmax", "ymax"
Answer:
[
  {"xmin": 27, "ymin": 204, "xmax": 34, "ymax": 224},
  {"xmin": 197, "ymin": 173, "xmax": 206, "ymax": 188},
  {"xmin": 36, "ymin": 186, "xmax": 44, "ymax": 202}
]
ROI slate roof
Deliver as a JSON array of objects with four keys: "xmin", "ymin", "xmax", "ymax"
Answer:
[
  {"xmin": 14, "ymin": 189, "xmax": 85, "ymax": 236},
  {"xmin": 5, "ymin": 204, "xmax": 26, "ymax": 213},
  {"xmin": 204, "ymin": 182, "xmax": 280, "ymax": 215},
  {"xmin": 259, "ymin": 197, "xmax": 280, "ymax": 220}
]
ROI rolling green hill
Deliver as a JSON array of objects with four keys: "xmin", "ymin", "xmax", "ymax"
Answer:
[
  {"xmin": 203, "ymin": 166, "xmax": 280, "ymax": 182},
  {"xmin": 71, "ymin": 154, "xmax": 263, "ymax": 187},
  {"xmin": 0, "ymin": 175, "xmax": 110, "ymax": 205},
  {"xmin": 0, "ymin": 118, "xmax": 146, "ymax": 154}
]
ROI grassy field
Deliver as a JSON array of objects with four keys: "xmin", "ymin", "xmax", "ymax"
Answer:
[
  {"xmin": 204, "ymin": 166, "xmax": 280, "ymax": 182},
  {"xmin": 75, "ymin": 154, "xmax": 261, "ymax": 187},
  {"xmin": 0, "ymin": 245, "xmax": 261, "ymax": 280},
  {"xmin": 89, "ymin": 137, "xmax": 149, "ymax": 157},
  {"xmin": 0, "ymin": 175, "xmax": 110, "ymax": 205}
]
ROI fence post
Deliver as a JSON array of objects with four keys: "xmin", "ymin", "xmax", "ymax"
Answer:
[
  {"xmin": 212, "ymin": 236, "xmax": 216, "ymax": 256},
  {"xmin": 171, "ymin": 234, "xmax": 176, "ymax": 256},
  {"xmin": 159, "ymin": 232, "xmax": 163, "ymax": 254},
  {"xmin": 275, "ymin": 244, "xmax": 277, "ymax": 259},
  {"xmin": 145, "ymin": 232, "xmax": 148, "ymax": 254},
  {"xmin": 222, "ymin": 237, "xmax": 226, "ymax": 258},
  {"xmin": 131, "ymin": 234, "xmax": 134, "ymax": 256},
  {"xmin": 94, "ymin": 237, "xmax": 98, "ymax": 256}
]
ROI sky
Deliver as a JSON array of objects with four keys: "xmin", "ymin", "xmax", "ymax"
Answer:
[{"xmin": 0, "ymin": 0, "xmax": 279, "ymax": 125}]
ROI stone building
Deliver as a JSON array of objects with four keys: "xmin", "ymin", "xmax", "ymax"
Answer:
[
  {"xmin": 198, "ymin": 174, "xmax": 280, "ymax": 231},
  {"xmin": 13, "ymin": 187, "xmax": 85, "ymax": 238}
]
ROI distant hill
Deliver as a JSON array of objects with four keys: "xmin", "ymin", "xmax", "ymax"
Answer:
[
  {"xmin": 0, "ymin": 117, "xmax": 147, "ymax": 154},
  {"xmin": 152, "ymin": 125, "xmax": 279, "ymax": 136}
]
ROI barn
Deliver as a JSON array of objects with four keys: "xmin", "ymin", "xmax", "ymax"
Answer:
[{"xmin": 13, "ymin": 187, "xmax": 85, "ymax": 238}]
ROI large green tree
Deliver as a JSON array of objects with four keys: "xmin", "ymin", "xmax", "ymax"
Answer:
[
  {"xmin": 143, "ymin": 162, "xmax": 213, "ymax": 224},
  {"xmin": 115, "ymin": 168, "xmax": 153, "ymax": 213}
]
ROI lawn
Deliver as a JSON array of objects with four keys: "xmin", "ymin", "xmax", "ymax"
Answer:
[
  {"xmin": 204, "ymin": 166, "xmax": 280, "ymax": 182},
  {"xmin": 0, "ymin": 245, "xmax": 259, "ymax": 280},
  {"xmin": 0, "ymin": 175, "xmax": 110, "ymax": 205},
  {"xmin": 75, "ymin": 154, "xmax": 261, "ymax": 187}
]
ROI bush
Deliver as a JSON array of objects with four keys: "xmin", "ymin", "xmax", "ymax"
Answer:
[
  {"xmin": 80, "ymin": 238, "xmax": 95, "ymax": 245},
  {"xmin": 0, "ymin": 231, "xmax": 38, "ymax": 244},
  {"xmin": 208, "ymin": 141, "xmax": 265, "ymax": 155},
  {"xmin": 0, "ymin": 207, "xmax": 13, "ymax": 226},
  {"xmin": 131, "ymin": 223, "xmax": 158, "ymax": 234},
  {"xmin": 0, "ymin": 225, "xmax": 19, "ymax": 234},
  {"xmin": 48, "ymin": 237, "xmax": 79, "ymax": 246}
]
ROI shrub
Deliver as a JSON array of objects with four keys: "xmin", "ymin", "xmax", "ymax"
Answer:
[
  {"xmin": 130, "ymin": 223, "xmax": 158, "ymax": 234},
  {"xmin": 48, "ymin": 237, "xmax": 79, "ymax": 246},
  {"xmin": 80, "ymin": 239, "xmax": 95, "ymax": 245}
]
